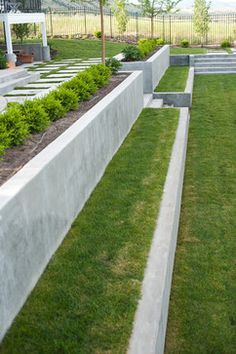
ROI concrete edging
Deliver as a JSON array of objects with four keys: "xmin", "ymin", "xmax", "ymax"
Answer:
[
  {"xmin": 0, "ymin": 71, "xmax": 144, "ymax": 342},
  {"xmin": 153, "ymin": 67, "xmax": 195, "ymax": 107},
  {"xmin": 128, "ymin": 107, "xmax": 190, "ymax": 354},
  {"xmin": 120, "ymin": 45, "xmax": 170, "ymax": 93}
]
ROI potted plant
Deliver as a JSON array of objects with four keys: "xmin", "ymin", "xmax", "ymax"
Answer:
[{"xmin": 12, "ymin": 24, "xmax": 34, "ymax": 63}]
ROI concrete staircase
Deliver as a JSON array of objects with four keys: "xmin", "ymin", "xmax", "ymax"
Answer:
[
  {"xmin": 0, "ymin": 68, "xmax": 40, "ymax": 95},
  {"xmin": 193, "ymin": 54, "xmax": 236, "ymax": 74}
]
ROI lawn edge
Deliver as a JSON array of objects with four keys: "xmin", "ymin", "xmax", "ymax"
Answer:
[{"xmin": 128, "ymin": 107, "xmax": 190, "ymax": 354}]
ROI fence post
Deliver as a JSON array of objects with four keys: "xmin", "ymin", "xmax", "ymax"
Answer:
[
  {"xmin": 169, "ymin": 15, "xmax": 171, "ymax": 44},
  {"xmin": 84, "ymin": 6, "xmax": 87, "ymax": 35},
  {"xmin": 110, "ymin": 8, "xmax": 113, "ymax": 38},
  {"xmin": 136, "ymin": 12, "xmax": 139, "ymax": 41},
  {"xmin": 162, "ymin": 15, "xmax": 165, "ymax": 41},
  {"xmin": 49, "ymin": 7, "xmax": 53, "ymax": 37}
]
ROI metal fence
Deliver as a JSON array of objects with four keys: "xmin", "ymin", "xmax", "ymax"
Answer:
[
  {"xmin": 0, "ymin": 6, "xmax": 236, "ymax": 45},
  {"xmin": 43, "ymin": 8, "xmax": 236, "ymax": 45}
]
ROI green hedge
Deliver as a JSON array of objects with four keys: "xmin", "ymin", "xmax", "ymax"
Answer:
[
  {"xmin": 0, "ymin": 64, "xmax": 111, "ymax": 158},
  {"xmin": 122, "ymin": 38, "xmax": 165, "ymax": 61}
]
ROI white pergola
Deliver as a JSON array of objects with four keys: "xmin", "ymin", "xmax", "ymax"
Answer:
[{"xmin": 0, "ymin": 12, "xmax": 48, "ymax": 59}]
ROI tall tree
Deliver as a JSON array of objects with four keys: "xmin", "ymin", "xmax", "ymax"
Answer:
[
  {"xmin": 113, "ymin": 0, "xmax": 129, "ymax": 35},
  {"xmin": 138, "ymin": 0, "xmax": 181, "ymax": 38},
  {"xmin": 193, "ymin": 0, "xmax": 211, "ymax": 46}
]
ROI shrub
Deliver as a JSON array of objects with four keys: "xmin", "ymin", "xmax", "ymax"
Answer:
[
  {"xmin": 51, "ymin": 87, "xmax": 79, "ymax": 112},
  {"xmin": 94, "ymin": 31, "xmax": 102, "ymax": 39},
  {"xmin": 181, "ymin": 39, "xmax": 189, "ymax": 48},
  {"xmin": 156, "ymin": 38, "xmax": 165, "ymax": 45},
  {"xmin": 0, "ymin": 103, "xmax": 29, "ymax": 146},
  {"xmin": 12, "ymin": 24, "xmax": 31, "ymax": 44},
  {"xmin": 0, "ymin": 50, "xmax": 7, "ymax": 70},
  {"xmin": 122, "ymin": 45, "xmax": 143, "ymax": 61},
  {"xmin": 0, "ymin": 121, "xmax": 10, "ymax": 157},
  {"xmin": 86, "ymin": 64, "xmax": 111, "ymax": 87},
  {"xmin": 138, "ymin": 38, "xmax": 157, "ymax": 57},
  {"xmin": 76, "ymin": 71, "xmax": 98, "ymax": 92},
  {"xmin": 221, "ymin": 39, "xmax": 231, "ymax": 48},
  {"xmin": 40, "ymin": 93, "xmax": 65, "ymax": 121},
  {"xmin": 21, "ymin": 99, "xmax": 50, "ymax": 133},
  {"xmin": 62, "ymin": 76, "xmax": 94, "ymax": 101},
  {"xmin": 105, "ymin": 57, "xmax": 122, "ymax": 74}
]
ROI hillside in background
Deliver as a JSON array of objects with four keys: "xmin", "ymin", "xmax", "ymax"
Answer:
[{"xmin": 42, "ymin": 0, "xmax": 139, "ymax": 12}]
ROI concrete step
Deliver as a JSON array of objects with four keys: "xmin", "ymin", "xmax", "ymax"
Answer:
[
  {"xmin": 148, "ymin": 99, "xmax": 164, "ymax": 108},
  {"xmin": 194, "ymin": 56, "xmax": 236, "ymax": 61},
  {"xmin": 143, "ymin": 94, "xmax": 153, "ymax": 107},
  {"xmin": 193, "ymin": 54, "xmax": 233, "ymax": 59},
  {"xmin": 195, "ymin": 70, "xmax": 236, "ymax": 75},
  {"xmin": 195, "ymin": 62, "xmax": 236, "ymax": 67},
  {"xmin": 0, "ymin": 71, "xmax": 40, "ymax": 95},
  {"xmin": 0, "ymin": 68, "xmax": 28, "ymax": 84},
  {"xmin": 195, "ymin": 66, "xmax": 236, "ymax": 72}
]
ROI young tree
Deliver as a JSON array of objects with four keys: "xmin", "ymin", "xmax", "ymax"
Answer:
[
  {"xmin": 113, "ymin": 0, "xmax": 129, "ymax": 35},
  {"xmin": 193, "ymin": 0, "xmax": 211, "ymax": 46},
  {"xmin": 12, "ymin": 24, "xmax": 31, "ymax": 44},
  {"xmin": 138, "ymin": 0, "xmax": 181, "ymax": 38},
  {"xmin": 82, "ymin": 0, "xmax": 108, "ymax": 64}
]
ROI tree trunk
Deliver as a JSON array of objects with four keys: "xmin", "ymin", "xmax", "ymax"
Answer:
[
  {"xmin": 99, "ymin": 0, "xmax": 105, "ymax": 64},
  {"xmin": 151, "ymin": 16, "xmax": 154, "ymax": 39}
]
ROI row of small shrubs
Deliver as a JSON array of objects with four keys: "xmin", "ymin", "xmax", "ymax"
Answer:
[
  {"xmin": 0, "ymin": 64, "xmax": 112, "ymax": 157},
  {"xmin": 122, "ymin": 38, "xmax": 165, "ymax": 61}
]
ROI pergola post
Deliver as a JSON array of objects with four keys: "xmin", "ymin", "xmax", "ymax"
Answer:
[
  {"xmin": 4, "ymin": 18, "xmax": 13, "ymax": 54},
  {"xmin": 41, "ymin": 21, "xmax": 48, "ymax": 47}
]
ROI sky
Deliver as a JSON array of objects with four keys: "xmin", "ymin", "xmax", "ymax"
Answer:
[
  {"xmin": 179, "ymin": 0, "xmax": 236, "ymax": 10},
  {"xmin": 132, "ymin": 0, "xmax": 236, "ymax": 11}
]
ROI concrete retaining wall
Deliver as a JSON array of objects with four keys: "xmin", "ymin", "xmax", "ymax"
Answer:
[
  {"xmin": 121, "ymin": 45, "xmax": 170, "ymax": 93},
  {"xmin": 0, "ymin": 71, "xmax": 143, "ymax": 342},
  {"xmin": 170, "ymin": 55, "xmax": 189, "ymax": 66},
  {"xmin": 128, "ymin": 107, "xmax": 190, "ymax": 354},
  {"xmin": 0, "ymin": 43, "xmax": 50, "ymax": 61},
  {"xmin": 153, "ymin": 67, "xmax": 195, "ymax": 107}
]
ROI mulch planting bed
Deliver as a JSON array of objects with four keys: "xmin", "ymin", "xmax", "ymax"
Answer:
[{"xmin": 0, "ymin": 73, "xmax": 129, "ymax": 187}]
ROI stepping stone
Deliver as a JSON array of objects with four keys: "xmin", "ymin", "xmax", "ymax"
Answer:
[
  {"xmin": 58, "ymin": 70, "xmax": 78, "ymax": 73},
  {"xmin": 46, "ymin": 63, "xmax": 67, "ymax": 67},
  {"xmin": 46, "ymin": 74, "xmax": 75, "ymax": 78},
  {"xmin": 37, "ymin": 78, "xmax": 65, "ymax": 83},
  {"xmin": 5, "ymin": 96, "xmax": 28, "ymax": 103},
  {"xmin": 6, "ymin": 88, "xmax": 44, "ymax": 95},
  {"xmin": 24, "ymin": 83, "xmax": 55, "ymax": 88}
]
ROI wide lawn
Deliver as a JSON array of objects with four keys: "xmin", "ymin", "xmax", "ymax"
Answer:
[
  {"xmin": 170, "ymin": 47, "xmax": 207, "ymax": 55},
  {"xmin": 165, "ymin": 74, "xmax": 236, "ymax": 353},
  {"xmin": 0, "ymin": 108, "xmax": 179, "ymax": 353},
  {"xmin": 48, "ymin": 39, "xmax": 128, "ymax": 59},
  {"xmin": 155, "ymin": 66, "xmax": 189, "ymax": 92}
]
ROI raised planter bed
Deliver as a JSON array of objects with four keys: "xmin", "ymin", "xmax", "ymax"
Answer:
[
  {"xmin": 153, "ymin": 67, "xmax": 195, "ymax": 107},
  {"xmin": 0, "ymin": 70, "xmax": 144, "ymax": 342},
  {"xmin": 120, "ymin": 45, "xmax": 170, "ymax": 94}
]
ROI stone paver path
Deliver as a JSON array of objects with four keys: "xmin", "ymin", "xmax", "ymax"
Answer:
[{"xmin": 4, "ymin": 58, "xmax": 102, "ymax": 103}]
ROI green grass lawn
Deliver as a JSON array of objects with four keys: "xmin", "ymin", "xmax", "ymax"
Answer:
[
  {"xmin": 10, "ymin": 38, "xmax": 128, "ymax": 60},
  {"xmin": 48, "ymin": 39, "xmax": 128, "ymax": 59},
  {"xmin": 170, "ymin": 47, "xmax": 207, "ymax": 55},
  {"xmin": 165, "ymin": 75, "xmax": 236, "ymax": 353},
  {"xmin": 0, "ymin": 108, "xmax": 179, "ymax": 353},
  {"xmin": 155, "ymin": 66, "xmax": 189, "ymax": 92}
]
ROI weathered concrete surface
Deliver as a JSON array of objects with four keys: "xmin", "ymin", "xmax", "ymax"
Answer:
[
  {"xmin": 121, "ymin": 45, "xmax": 170, "ymax": 93},
  {"xmin": 153, "ymin": 67, "xmax": 194, "ymax": 107},
  {"xmin": 128, "ymin": 108, "xmax": 190, "ymax": 354},
  {"xmin": 0, "ymin": 43, "xmax": 50, "ymax": 61},
  {"xmin": 170, "ymin": 55, "xmax": 189, "ymax": 66},
  {"xmin": 0, "ymin": 71, "xmax": 143, "ymax": 342}
]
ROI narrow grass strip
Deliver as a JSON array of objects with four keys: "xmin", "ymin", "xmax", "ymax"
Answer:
[
  {"xmin": 0, "ymin": 108, "xmax": 178, "ymax": 353},
  {"xmin": 165, "ymin": 75, "xmax": 236, "ymax": 353},
  {"xmin": 155, "ymin": 66, "xmax": 189, "ymax": 92},
  {"xmin": 170, "ymin": 48, "xmax": 207, "ymax": 55}
]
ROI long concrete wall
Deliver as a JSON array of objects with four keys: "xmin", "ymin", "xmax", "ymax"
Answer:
[
  {"xmin": 121, "ymin": 45, "xmax": 170, "ymax": 93},
  {"xmin": 0, "ymin": 71, "xmax": 144, "ymax": 342},
  {"xmin": 128, "ymin": 108, "xmax": 190, "ymax": 354}
]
